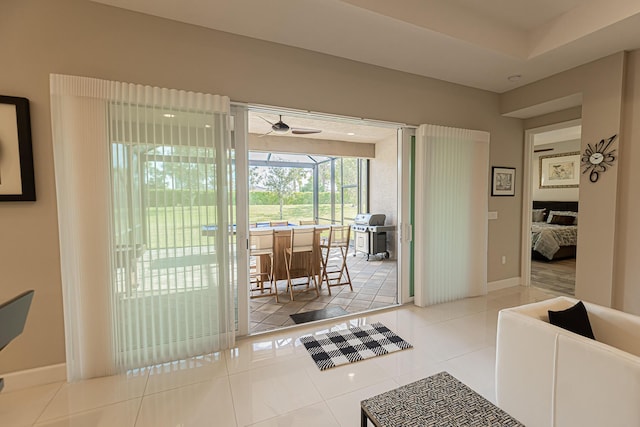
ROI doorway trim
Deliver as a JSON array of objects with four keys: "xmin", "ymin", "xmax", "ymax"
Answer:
[{"xmin": 520, "ymin": 118, "xmax": 582, "ymax": 287}]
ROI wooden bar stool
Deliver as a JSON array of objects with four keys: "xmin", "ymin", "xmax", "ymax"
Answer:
[
  {"xmin": 249, "ymin": 229, "xmax": 278, "ymax": 302},
  {"xmin": 319, "ymin": 225, "xmax": 353, "ymax": 295},
  {"xmin": 284, "ymin": 227, "xmax": 320, "ymax": 300}
]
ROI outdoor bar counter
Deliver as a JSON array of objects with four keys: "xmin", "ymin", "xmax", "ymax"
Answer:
[{"xmin": 253, "ymin": 225, "xmax": 330, "ymax": 282}]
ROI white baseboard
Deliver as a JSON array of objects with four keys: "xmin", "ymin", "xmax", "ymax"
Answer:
[
  {"xmin": 1, "ymin": 363, "xmax": 66, "ymax": 392},
  {"xmin": 488, "ymin": 276, "xmax": 521, "ymax": 292}
]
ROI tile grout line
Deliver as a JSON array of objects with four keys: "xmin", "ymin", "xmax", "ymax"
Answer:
[{"xmin": 30, "ymin": 382, "xmax": 65, "ymax": 426}]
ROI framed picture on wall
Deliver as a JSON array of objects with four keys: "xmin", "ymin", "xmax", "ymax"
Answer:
[
  {"xmin": 539, "ymin": 152, "xmax": 580, "ymax": 189},
  {"xmin": 491, "ymin": 166, "xmax": 515, "ymax": 196},
  {"xmin": 0, "ymin": 95, "xmax": 35, "ymax": 201}
]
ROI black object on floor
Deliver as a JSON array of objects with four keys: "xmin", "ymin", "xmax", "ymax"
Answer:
[{"xmin": 290, "ymin": 306, "xmax": 350, "ymax": 324}]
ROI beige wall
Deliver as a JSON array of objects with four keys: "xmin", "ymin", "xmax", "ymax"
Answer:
[
  {"xmin": 501, "ymin": 52, "xmax": 627, "ymax": 308},
  {"xmin": 369, "ymin": 134, "xmax": 398, "ymax": 258},
  {"xmin": 0, "ymin": 0, "xmax": 523, "ymax": 373},
  {"xmin": 523, "ymin": 107, "xmax": 582, "ymax": 130},
  {"xmin": 532, "ymin": 140, "xmax": 581, "ymax": 202},
  {"xmin": 614, "ymin": 49, "xmax": 640, "ymax": 314},
  {"xmin": 248, "ymin": 134, "xmax": 376, "ymax": 158},
  {"xmin": 487, "ymin": 126, "xmax": 525, "ymax": 281}
]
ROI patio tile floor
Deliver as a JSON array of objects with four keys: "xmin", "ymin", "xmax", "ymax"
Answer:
[{"xmin": 249, "ymin": 253, "xmax": 398, "ymax": 334}]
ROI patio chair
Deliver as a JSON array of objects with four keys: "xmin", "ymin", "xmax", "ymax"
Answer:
[
  {"xmin": 319, "ymin": 225, "xmax": 353, "ymax": 295},
  {"xmin": 298, "ymin": 219, "xmax": 317, "ymax": 225},
  {"xmin": 284, "ymin": 227, "xmax": 320, "ymax": 300},
  {"xmin": 249, "ymin": 229, "xmax": 278, "ymax": 302},
  {"xmin": 269, "ymin": 220, "xmax": 289, "ymax": 227}
]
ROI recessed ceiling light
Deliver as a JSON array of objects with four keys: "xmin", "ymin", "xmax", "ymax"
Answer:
[
  {"xmin": 507, "ymin": 74, "xmax": 522, "ymax": 82},
  {"xmin": 163, "ymin": 113, "xmax": 175, "ymax": 118},
  {"xmin": 347, "ymin": 132, "xmax": 355, "ymax": 136},
  {"xmin": 205, "ymin": 124, "xmax": 211, "ymax": 128}
]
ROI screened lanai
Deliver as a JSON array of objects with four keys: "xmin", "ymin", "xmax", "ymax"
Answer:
[{"xmin": 248, "ymin": 151, "xmax": 368, "ymax": 226}]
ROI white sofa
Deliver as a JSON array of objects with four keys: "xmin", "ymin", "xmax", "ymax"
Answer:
[{"xmin": 496, "ymin": 296, "xmax": 640, "ymax": 427}]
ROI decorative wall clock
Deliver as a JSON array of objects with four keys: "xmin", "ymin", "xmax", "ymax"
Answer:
[{"xmin": 581, "ymin": 134, "xmax": 617, "ymax": 183}]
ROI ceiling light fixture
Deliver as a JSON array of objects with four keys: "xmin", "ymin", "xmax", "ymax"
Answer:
[
  {"xmin": 205, "ymin": 124, "xmax": 211, "ymax": 128},
  {"xmin": 507, "ymin": 74, "xmax": 522, "ymax": 82},
  {"xmin": 163, "ymin": 113, "xmax": 176, "ymax": 118},
  {"xmin": 347, "ymin": 132, "xmax": 355, "ymax": 136}
]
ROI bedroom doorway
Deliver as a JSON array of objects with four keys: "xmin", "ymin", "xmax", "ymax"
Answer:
[{"xmin": 522, "ymin": 120, "xmax": 581, "ymax": 296}]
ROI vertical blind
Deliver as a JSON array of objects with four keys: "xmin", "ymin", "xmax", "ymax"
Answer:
[
  {"xmin": 50, "ymin": 74, "xmax": 236, "ymax": 380},
  {"xmin": 413, "ymin": 124, "xmax": 489, "ymax": 306}
]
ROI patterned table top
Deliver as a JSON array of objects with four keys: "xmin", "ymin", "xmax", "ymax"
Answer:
[{"xmin": 360, "ymin": 371, "xmax": 524, "ymax": 427}]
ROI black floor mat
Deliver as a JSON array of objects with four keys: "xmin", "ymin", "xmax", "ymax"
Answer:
[{"xmin": 290, "ymin": 306, "xmax": 350, "ymax": 324}]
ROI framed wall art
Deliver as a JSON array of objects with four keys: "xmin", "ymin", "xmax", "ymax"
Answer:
[
  {"xmin": 0, "ymin": 95, "xmax": 35, "ymax": 201},
  {"xmin": 491, "ymin": 166, "xmax": 515, "ymax": 196},
  {"xmin": 539, "ymin": 151, "xmax": 580, "ymax": 189}
]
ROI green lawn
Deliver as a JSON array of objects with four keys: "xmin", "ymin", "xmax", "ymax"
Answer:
[
  {"xmin": 144, "ymin": 204, "xmax": 358, "ymax": 249},
  {"xmin": 249, "ymin": 204, "xmax": 357, "ymax": 224}
]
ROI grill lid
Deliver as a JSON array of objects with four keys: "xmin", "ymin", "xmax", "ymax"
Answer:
[{"xmin": 354, "ymin": 213, "xmax": 386, "ymax": 226}]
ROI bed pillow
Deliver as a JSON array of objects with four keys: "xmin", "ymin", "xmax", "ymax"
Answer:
[
  {"xmin": 547, "ymin": 210, "xmax": 578, "ymax": 225},
  {"xmin": 548, "ymin": 301, "xmax": 595, "ymax": 340},
  {"xmin": 549, "ymin": 215, "xmax": 576, "ymax": 225},
  {"xmin": 532, "ymin": 208, "xmax": 546, "ymax": 222}
]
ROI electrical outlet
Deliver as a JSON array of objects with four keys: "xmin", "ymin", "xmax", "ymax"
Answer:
[{"xmin": 501, "ymin": 255, "xmax": 506, "ymax": 265}]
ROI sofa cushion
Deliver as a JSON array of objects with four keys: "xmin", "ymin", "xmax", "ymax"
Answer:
[{"xmin": 548, "ymin": 301, "xmax": 595, "ymax": 339}]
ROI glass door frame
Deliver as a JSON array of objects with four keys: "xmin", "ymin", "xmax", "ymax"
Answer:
[
  {"xmin": 398, "ymin": 127, "xmax": 416, "ymax": 304},
  {"xmin": 231, "ymin": 104, "xmax": 250, "ymax": 336},
  {"xmin": 234, "ymin": 102, "xmax": 413, "ymax": 335}
]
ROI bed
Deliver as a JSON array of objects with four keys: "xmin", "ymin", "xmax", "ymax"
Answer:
[{"xmin": 531, "ymin": 201, "xmax": 578, "ymax": 261}]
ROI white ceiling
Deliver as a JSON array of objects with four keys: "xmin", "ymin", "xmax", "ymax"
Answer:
[
  {"xmin": 248, "ymin": 111, "xmax": 397, "ymax": 143},
  {"xmin": 92, "ymin": 0, "xmax": 640, "ymax": 93},
  {"xmin": 534, "ymin": 125, "xmax": 582, "ymax": 146}
]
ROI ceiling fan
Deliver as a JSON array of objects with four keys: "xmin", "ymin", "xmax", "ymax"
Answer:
[{"xmin": 258, "ymin": 115, "xmax": 322, "ymax": 136}]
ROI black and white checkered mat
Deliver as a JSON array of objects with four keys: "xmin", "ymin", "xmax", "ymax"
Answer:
[{"xmin": 299, "ymin": 322, "xmax": 413, "ymax": 370}]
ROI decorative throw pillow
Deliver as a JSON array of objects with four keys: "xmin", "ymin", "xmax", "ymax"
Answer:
[
  {"xmin": 547, "ymin": 210, "xmax": 578, "ymax": 225},
  {"xmin": 548, "ymin": 301, "xmax": 595, "ymax": 340},
  {"xmin": 532, "ymin": 208, "xmax": 546, "ymax": 222},
  {"xmin": 549, "ymin": 215, "xmax": 576, "ymax": 225}
]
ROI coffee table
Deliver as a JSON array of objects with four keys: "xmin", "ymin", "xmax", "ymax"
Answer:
[{"xmin": 360, "ymin": 371, "xmax": 524, "ymax": 426}]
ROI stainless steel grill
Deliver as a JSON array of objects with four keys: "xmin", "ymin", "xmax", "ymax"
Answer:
[{"xmin": 351, "ymin": 213, "xmax": 396, "ymax": 260}]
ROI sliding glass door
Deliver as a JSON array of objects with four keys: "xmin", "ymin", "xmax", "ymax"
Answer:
[
  {"xmin": 110, "ymin": 103, "xmax": 237, "ymax": 369},
  {"xmin": 50, "ymin": 74, "xmax": 238, "ymax": 379},
  {"xmin": 398, "ymin": 128, "xmax": 415, "ymax": 304}
]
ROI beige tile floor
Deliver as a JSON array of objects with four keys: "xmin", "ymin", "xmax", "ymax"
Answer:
[
  {"xmin": 250, "ymin": 254, "xmax": 398, "ymax": 333},
  {"xmin": 0, "ymin": 285, "xmax": 554, "ymax": 427}
]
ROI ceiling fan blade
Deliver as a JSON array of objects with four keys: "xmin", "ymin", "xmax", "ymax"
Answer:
[
  {"xmin": 258, "ymin": 130, "xmax": 274, "ymax": 138},
  {"xmin": 257, "ymin": 115, "xmax": 275, "ymax": 126},
  {"xmin": 291, "ymin": 128, "xmax": 322, "ymax": 135}
]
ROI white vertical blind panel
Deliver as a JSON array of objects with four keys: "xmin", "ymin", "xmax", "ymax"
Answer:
[
  {"xmin": 50, "ymin": 74, "xmax": 235, "ymax": 380},
  {"xmin": 414, "ymin": 124, "xmax": 489, "ymax": 307},
  {"xmin": 50, "ymin": 79, "xmax": 116, "ymax": 381}
]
